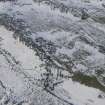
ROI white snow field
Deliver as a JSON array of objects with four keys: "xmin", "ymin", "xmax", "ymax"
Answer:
[{"xmin": 0, "ymin": 0, "xmax": 105, "ymax": 105}]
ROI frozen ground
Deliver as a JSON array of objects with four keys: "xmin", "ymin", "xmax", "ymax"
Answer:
[{"xmin": 0, "ymin": 0, "xmax": 105, "ymax": 105}]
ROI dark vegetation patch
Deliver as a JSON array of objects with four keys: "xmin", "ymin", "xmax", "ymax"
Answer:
[{"xmin": 72, "ymin": 72, "xmax": 105, "ymax": 92}]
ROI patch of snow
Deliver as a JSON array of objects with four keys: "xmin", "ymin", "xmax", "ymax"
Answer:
[
  {"xmin": 0, "ymin": 26, "xmax": 43, "ymax": 70},
  {"xmin": 63, "ymin": 79, "xmax": 105, "ymax": 105}
]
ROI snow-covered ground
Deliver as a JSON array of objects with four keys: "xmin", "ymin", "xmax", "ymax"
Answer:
[
  {"xmin": 0, "ymin": 0, "xmax": 105, "ymax": 105},
  {"xmin": 63, "ymin": 79, "xmax": 105, "ymax": 105}
]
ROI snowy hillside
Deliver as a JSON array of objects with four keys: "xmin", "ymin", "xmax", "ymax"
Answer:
[{"xmin": 0, "ymin": 0, "xmax": 105, "ymax": 105}]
